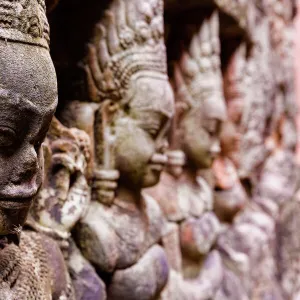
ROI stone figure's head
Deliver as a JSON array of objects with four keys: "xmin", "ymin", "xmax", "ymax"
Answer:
[
  {"xmin": 0, "ymin": 0, "xmax": 57, "ymax": 236},
  {"xmin": 168, "ymin": 12, "xmax": 226, "ymax": 174},
  {"xmin": 84, "ymin": 0, "xmax": 174, "ymax": 190}
]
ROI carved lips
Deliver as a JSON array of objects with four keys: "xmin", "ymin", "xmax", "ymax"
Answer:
[{"xmin": 0, "ymin": 197, "xmax": 33, "ymax": 209}]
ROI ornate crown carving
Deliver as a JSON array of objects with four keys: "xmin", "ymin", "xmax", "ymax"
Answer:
[
  {"xmin": 172, "ymin": 11, "xmax": 226, "ymax": 120},
  {"xmin": 0, "ymin": 0, "xmax": 49, "ymax": 48},
  {"xmin": 84, "ymin": 0, "xmax": 167, "ymax": 103},
  {"xmin": 223, "ymin": 43, "xmax": 247, "ymax": 100}
]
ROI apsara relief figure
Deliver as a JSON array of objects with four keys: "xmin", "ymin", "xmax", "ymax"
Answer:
[
  {"xmin": 147, "ymin": 11, "xmax": 227, "ymax": 299},
  {"xmin": 213, "ymin": 43, "xmax": 248, "ymax": 223},
  {"xmin": 72, "ymin": 0, "xmax": 174, "ymax": 299}
]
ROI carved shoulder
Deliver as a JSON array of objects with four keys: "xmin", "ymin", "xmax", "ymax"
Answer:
[{"xmin": 74, "ymin": 202, "xmax": 119, "ymax": 273}]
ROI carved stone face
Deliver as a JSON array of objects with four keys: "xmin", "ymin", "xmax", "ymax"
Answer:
[
  {"xmin": 0, "ymin": 41, "xmax": 57, "ymax": 235},
  {"xmin": 113, "ymin": 76, "xmax": 174, "ymax": 189},
  {"xmin": 179, "ymin": 107, "xmax": 221, "ymax": 170}
]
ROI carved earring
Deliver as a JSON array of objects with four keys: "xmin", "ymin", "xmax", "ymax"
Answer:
[
  {"xmin": 166, "ymin": 150, "xmax": 186, "ymax": 178},
  {"xmin": 92, "ymin": 100, "xmax": 120, "ymax": 206}
]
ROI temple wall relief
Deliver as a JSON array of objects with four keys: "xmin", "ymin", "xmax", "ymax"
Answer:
[{"xmin": 0, "ymin": 0, "xmax": 299, "ymax": 299}]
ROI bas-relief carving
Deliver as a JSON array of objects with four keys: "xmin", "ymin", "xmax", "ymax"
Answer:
[
  {"xmin": 51, "ymin": 1, "xmax": 297, "ymax": 299},
  {"xmin": 27, "ymin": 117, "xmax": 107, "ymax": 300},
  {"xmin": 29, "ymin": 117, "xmax": 91, "ymax": 241},
  {"xmin": 212, "ymin": 43, "xmax": 248, "ymax": 223},
  {"xmin": 252, "ymin": 114, "xmax": 297, "ymax": 299},
  {"xmin": 253, "ymin": 113, "xmax": 297, "ymax": 218},
  {"xmin": 238, "ymin": 28, "xmax": 272, "ymax": 185},
  {"xmin": 68, "ymin": 1, "xmax": 173, "ymax": 299},
  {"xmin": 264, "ymin": 2, "xmax": 299, "ymax": 297},
  {"xmin": 277, "ymin": 173, "xmax": 300, "ymax": 299},
  {"xmin": 215, "ymin": 3, "xmax": 298, "ymax": 299},
  {"xmin": 0, "ymin": 0, "xmax": 297, "ymax": 299},
  {"xmin": 147, "ymin": 12, "xmax": 231, "ymax": 299},
  {"xmin": 215, "ymin": 0, "xmax": 256, "ymax": 39},
  {"xmin": 217, "ymin": 206, "xmax": 282, "ymax": 298},
  {"xmin": 0, "ymin": 0, "xmax": 74, "ymax": 298}
]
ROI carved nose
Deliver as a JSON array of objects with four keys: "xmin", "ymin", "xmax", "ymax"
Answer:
[
  {"xmin": 156, "ymin": 139, "xmax": 169, "ymax": 154},
  {"xmin": 12, "ymin": 149, "xmax": 38, "ymax": 186},
  {"xmin": 15, "ymin": 167, "xmax": 37, "ymax": 184}
]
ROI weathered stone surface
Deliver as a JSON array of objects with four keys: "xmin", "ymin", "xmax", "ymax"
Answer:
[
  {"xmin": 0, "ymin": 0, "xmax": 77, "ymax": 297},
  {"xmin": 0, "ymin": 0, "xmax": 298, "ymax": 298},
  {"xmin": 107, "ymin": 245, "xmax": 169, "ymax": 300}
]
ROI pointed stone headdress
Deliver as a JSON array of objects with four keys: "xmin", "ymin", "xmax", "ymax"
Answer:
[
  {"xmin": 84, "ymin": 0, "xmax": 168, "ymax": 105},
  {"xmin": 172, "ymin": 11, "xmax": 227, "ymax": 121},
  {"xmin": 223, "ymin": 43, "xmax": 247, "ymax": 101},
  {"xmin": 0, "ymin": 0, "xmax": 49, "ymax": 48}
]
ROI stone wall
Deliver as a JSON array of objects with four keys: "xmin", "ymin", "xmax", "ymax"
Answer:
[{"xmin": 0, "ymin": 0, "xmax": 299, "ymax": 299}]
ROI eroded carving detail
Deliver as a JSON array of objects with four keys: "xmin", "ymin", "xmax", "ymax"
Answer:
[
  {"xmin": 0, "ymin": 0, "xmax": 74, "ymax": 298},
  {"xmin": 147, "ymin": 11, "xmax": 229, "ymax": 299},
  {"xmin": 71, "ymin": 1, "xmax": 174, "ymax": 299}
]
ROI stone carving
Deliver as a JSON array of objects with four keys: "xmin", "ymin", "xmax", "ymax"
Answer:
[
  {"xmin": 147, "ymin": 11, "xmax": 228, "ymax": 299},
  {"xmin": 215, "ymin": 0, "xmax": 255, "ymax": 38},
  {"xmin": 28, "ymin": 117, "xmax": 91, "ymax": 241},
  {"xmin": 71, "ymin": 0, "xmax": 174, "ymax": 299},
  {"xmin": 238, "ymin": 22, "xmax": 273, "ymax": 185},
  {"xmin": 217, "ymin": 206, "xmax": 281, "ymax": 299},
  {"xmin": 215, "ymin": 2, "xmax": 298, "ymax": 299},
  {"xmin": 253, "ymin": 114, "xmax": 297, "ymax": 218},
  {"xmin": 0, "ymin": 0, "xmax": 49, "ymax": 48},
  {"xmin": 0, "ymin": 0, "xmax": 74, "ymax": 298},
  {"xmin": 277, "ymin": 172, "xmax": 300, "ymax": 299},
  {"xmin": 213, "ymin": 121, "xmax": 248, "ymax": 223},
  {"xmin": 0, "ymin": 0, "xmax": 295, "ymax": 298},
  {"xmin": 212, "ymin": 43, "xmax": 248, "ymax": 223},
  {"xmin": 27, "ymin": 117, "xmax": 106, "ymax": 300}
]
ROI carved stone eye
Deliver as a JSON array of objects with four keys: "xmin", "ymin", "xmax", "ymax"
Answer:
[{"xmin": 0, "ymin": 126, "xmax": 17, "ymax": 148}]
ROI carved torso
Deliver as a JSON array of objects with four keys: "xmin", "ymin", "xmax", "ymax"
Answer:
[
  {"xmin": 0, "ymin": 231, "xmax": 74, "ymax": 300},
  {"xmin": 75, "ymin": 193, "xmax": 166, "ymax": 272}
]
